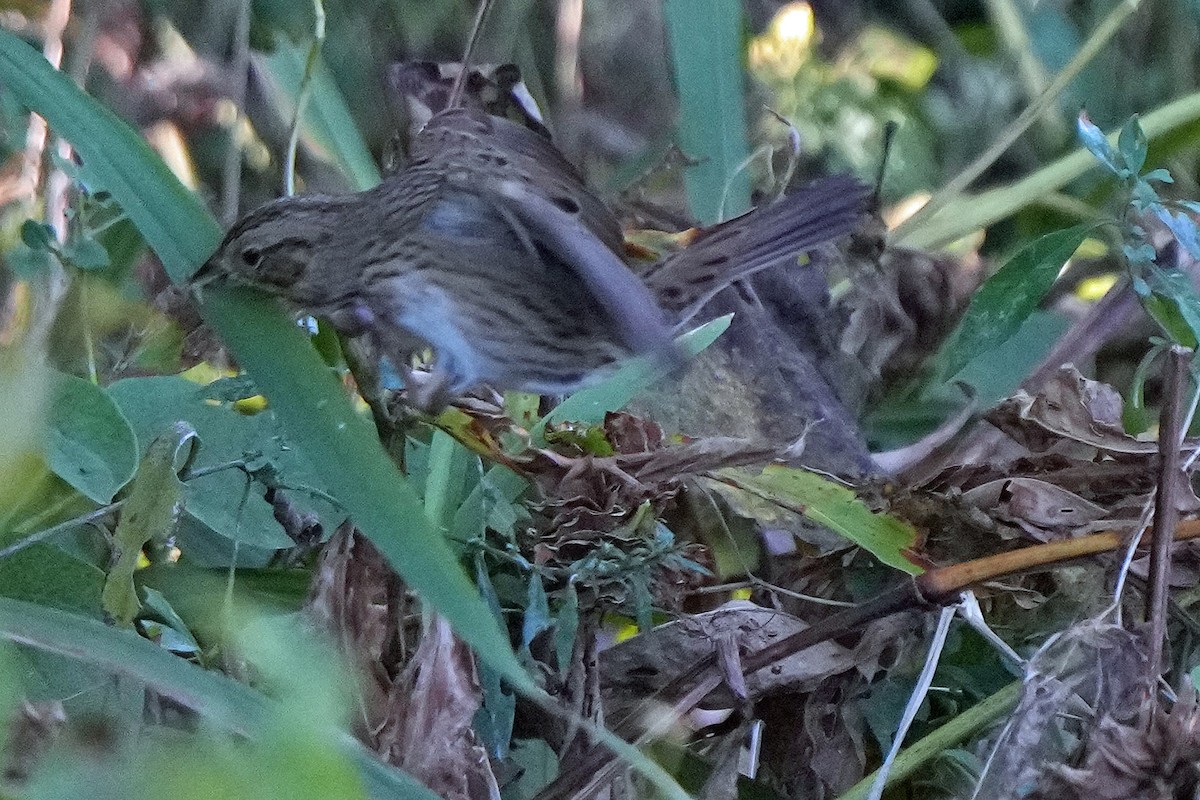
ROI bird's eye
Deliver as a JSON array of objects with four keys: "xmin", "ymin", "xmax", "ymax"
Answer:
[{"xmin": 241, "ymin": 247, "xmax": 263, "ymax": 268}]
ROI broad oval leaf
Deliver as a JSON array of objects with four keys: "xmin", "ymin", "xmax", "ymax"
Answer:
[{"xmin": 45, "ymin": 373, "xmax": 138, "ymax": 503}]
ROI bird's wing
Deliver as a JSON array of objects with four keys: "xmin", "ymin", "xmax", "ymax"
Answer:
[
  {"xmin": 489, "ymin": 178, "xmax": 678, "ymax": 361},
  {"xmin": 640, "ymin": 175, "xmax": 871, "ymax": 323}
]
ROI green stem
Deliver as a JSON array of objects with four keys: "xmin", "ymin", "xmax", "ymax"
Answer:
[
  {"xmin": 283, "ymin": 0, "xmax": 326, "ymax": 197},
  {"xmin": 0, "ymin": 501, "xmax": 122, "ymax": 560},
  {"xmin": 896, "ymin": 89, "xmax": 1200, "ymax": 250},
  {"xmin": 894, "ymin": 0, "xmax": 1142, "ymax": 246},
  {"xmin": 836, "ymin": 682, "xmax": 1022, "ymax": 800}
]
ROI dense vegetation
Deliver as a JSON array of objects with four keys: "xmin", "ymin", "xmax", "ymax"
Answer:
[{"xmin": 2, "ymin": 1, "xmax": 1200, "ymax": 798}]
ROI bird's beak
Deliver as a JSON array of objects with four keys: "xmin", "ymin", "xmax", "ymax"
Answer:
[{"xmin": 187, "ymin": 256, "xmax": 226, "ymax": 296}]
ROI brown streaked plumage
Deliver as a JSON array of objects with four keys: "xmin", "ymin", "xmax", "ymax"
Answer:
[{"xmin": 194, "ymin": 106, "xmax": 869, "ymax": 408}]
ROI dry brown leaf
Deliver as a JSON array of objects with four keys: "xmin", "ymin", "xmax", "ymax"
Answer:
[
  {"xmin": 1031, "ymin": 686, "xmax": 1200, "ymax": 800},
  {"xmin": 963, "ymin": 477, "xmax": 1109, "ymax": 540},
  {"xmin": 987, "ymin": 366, "xmax": 1159, "ymax": 455},
  {"xmin": 376, "ymin": 615, "xmax": 499, "ymax": 800},
  {"xmin": 304, "ymin": 521, "xmax": 403, "ymax": 714},
  {"xmin": 600, "ymin": 600, "xmax": 865, "ymax": 727},
  {"xmin": 975, "ymin": 620, "xmax": 1155, "ymax": 800}
]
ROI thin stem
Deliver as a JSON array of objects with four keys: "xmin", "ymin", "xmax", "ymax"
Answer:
[
  {"xmin": 447, "ymin": 0, "xmax": 497, "ymax": 109},
  {"xmin": 893, "ymin": 0, "xmax": 1142, "ymax": 245},
  {"xmin": 10, "ymin": 484, "xmax": 85, "ymax": 536},
  {"xmin": 284, "ymin": 0, "xmax": 326, "ymax": 197},
  {"xmin": 1146, "ymin": 345, "xmax": 1193, "ymax": 680},
  {"xmin": 0, "ymin": 458, "xmax": 257, "ymax": 562},
  {"xmin": 0, "ymin": 502, "xmax": 122, "ymax": 561},
  {"xmin": 23, "ymin": 0, "xmax": 72, "ymax": 350},
  {"xmin": 221, "ymin": 0, "xmax": 252, "ymax": 224},
  {"xmin": 82, "ymin": 278, "xmax": 97, "ymax": 384}
]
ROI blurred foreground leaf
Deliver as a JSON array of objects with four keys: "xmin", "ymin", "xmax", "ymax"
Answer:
[
  {"xmin": 45, "ymin": 373, "xmax": 138, "ymax": 503},
  {"xmin": 0, "ymin": 598, "xmax": 437, "ymax": 799}
]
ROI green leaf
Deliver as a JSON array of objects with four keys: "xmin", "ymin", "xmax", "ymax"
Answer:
[
  {"xmin": 1117, "ymin": 115, "xmax": 1148, "ymax": 175},
  {"xmin": 102, "ymin": 423, "xmax": 196, "ymax": 625},
  {"xmin": 20, "ymin": 219, "xmax": 53, "ymax": 249},
  {"xmin": 1077, "ymin": 111, "xmax": 1121, "ymax": 175},
  {"xmin": 138, "ymin": 586, "xmax": 201, "ymax": 655},
  {"xmin": 109, "ymin": 376, "xmax": 310, "ymax": 552},
  {"xmin": 714, "ymin": 465, "xmax": 923, "ymax": 575},
  {"xmin": 0, "ymin": 544, "xmax": 104, "ymax": 615},
  {"xmin": 0, "ymin": 28, "xmax": 526, "ymax": 689},
  {"xmin": 62, "ymin": 236, "xmax": 111, "ymax": 271},
  {"xmin": 538, "ymin": 314, "xmax": 732, "ymax": 433},
  {"xmin": 0, "ymin": 597, "xmax": 440, "ymax": 799},
  {"xmin": 1156, "ymin": 206, "xmax": 1200, "ymax": 259},
  {"xmin": 473, "ymin": 555, "xmax": 516, "ymax": 761},
  {"xmin": 7, "ymin": 244, "xmax": 57, "ymax": 278},
  {"xmin": 936, "ymin": 224, "xmax": 1093, "ymax": 381},
  {"xmin": 521, "ymin": 572, "xmax": 550, "ymax": 650},
  {"xmin": 663, "ymin": 0, "xmax": 751, "ymax": 222},
  {"xmin": 45, "ymin": 373, "xmax": 138, "ymax": 503},
  {"xmin": 424, "ymin": 428, "xmax": 475, "ymax": 535},
  {"xmin": 1143, "ymin": 267, "xmax": 1200, "ymax": 348},
  {"xmin": 555, "ymin": 581, "xmax": 579, "ymax": 675}
]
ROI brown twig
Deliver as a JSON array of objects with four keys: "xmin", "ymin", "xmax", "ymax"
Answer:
[
  {"xmin": 535, "ymin": 517, "xmax": 1200, "ymax": 799},
  {"xmin": 1146, "ymin": 345, "xmax": 1192, "ymax": 679}
]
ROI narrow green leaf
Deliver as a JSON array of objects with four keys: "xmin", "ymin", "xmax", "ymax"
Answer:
[
  {"xmin": 522, "ymin": 572, "xmax": 550, "ymax": 650},
  {"xmin": 714, "ymin": 465, "xmax": 923, "ymax": 575},
  {"xmin": 936, "ymin": 224, "xmax": 1093, "ymax": 381},
  {"xmin": 0, "ymin": 28, "xmax": 528, "ymax": 691},
  {"xmin": 1145, "ymin": 267, "xmax": 1200, "ymax": 348},
  {"xmin": 539, "ymin": 314, "xmax": 732, "ymax": 432},
  {"xmin": 1076, "ymin": 111, "xmax": 1121, "ymax": 175},
  {"xmin": 554, "ymin": 580, "xmax": 578, "ymax": 675},
  {"xmin": 663, "ymin": 0, "xmax": 751, "ymax": 222},
  {"xmin": 102, "ymin": 424, "xmax": 195, "ymax": 625},
  {"xmin": 0, "ymin": 33, "xmax": 221, "ymax": 281},
  {"xmin": 424, "ymin": 428, "xmax": 474, "ymax": 535},
  {"xmin": 473, "ymin": 554, "xmax": 516, "ymax": 761},
  {"xmin": 1117, "ymin": 115, "xmax": 1148, "ymax": 175},
  {"xmin": 45, "ymin": 372, "xmax": 138, "ymax": 503}
]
